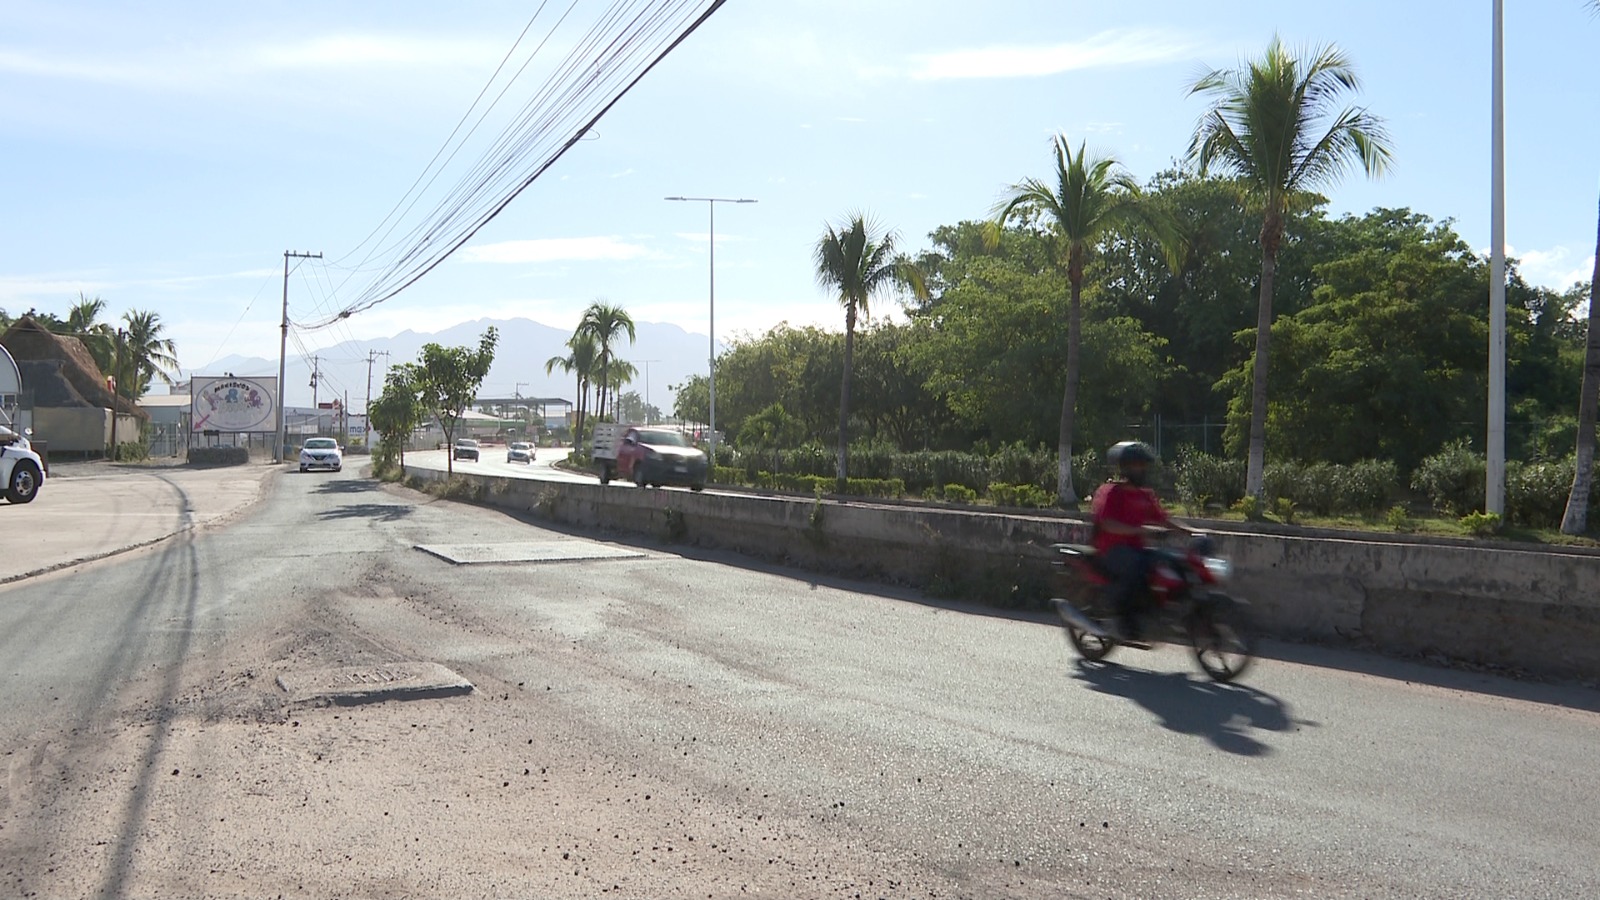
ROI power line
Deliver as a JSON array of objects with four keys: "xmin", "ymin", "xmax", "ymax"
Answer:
[{"xmin": 302, "ymin": 0, "xmax": 729, "ymax": 331}]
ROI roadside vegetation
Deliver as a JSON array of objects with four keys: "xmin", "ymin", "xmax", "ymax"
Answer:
[{"xmin": 652, "ymin": 37, "xmax": 1599, "ymax": 544}]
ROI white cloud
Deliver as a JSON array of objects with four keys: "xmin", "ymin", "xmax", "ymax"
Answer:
[
  {"xmin": 610, "ymin": 168, "xmax": 637, "ymax": 179},
  {"xmin": 908, "ymin": 29, "xmax": 1202, "ymax": 81},
  {"xmin": 1503, "ymin": 245, "xmax": 1596, "ymax": 289},
  {"xmin": 250, "ymin": 35, "xmax": 498, "ymax": 70},
  {"xmin": 461, "ymin": 236, "xmax": 661, "ymax": 264},
  {"xmin": 0, "ymin": 33, "xmax": 499, "ymax": 91}
]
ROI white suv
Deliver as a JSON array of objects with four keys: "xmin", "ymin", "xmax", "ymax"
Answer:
[{"xmin": 0, "ymin": 424, "xmax": 44, "ymax": 503}]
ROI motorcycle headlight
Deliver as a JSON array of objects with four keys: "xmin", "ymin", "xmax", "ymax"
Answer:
[{"xmin": 1203, "ymin": 557, "xmax": 1233, "ymax": 581}]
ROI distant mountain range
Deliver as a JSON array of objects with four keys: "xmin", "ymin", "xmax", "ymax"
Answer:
[{"xmin": 179, "ymin": 317, "xmax": 713, "ymax": 413}]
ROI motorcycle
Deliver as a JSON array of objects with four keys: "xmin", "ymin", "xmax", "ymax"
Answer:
[{"xmin": 1051, "ymin": 533, "xmax": 1256, "ymax": 682}]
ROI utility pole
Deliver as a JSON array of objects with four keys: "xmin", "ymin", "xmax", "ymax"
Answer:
[
  {"xmin": 310, "ymin": 353, "xmax": 321, "ymax": 432},
  {"xmin": 108, "ymin": 327, "xmax": 125, "ymax": 459},
  {"xmin": 276, "ymin": 250, "xmax": 321, "ymax": 462},
  {"xmin": 364, "ymin": 349, "xmax": 390, "ymax": 444}
]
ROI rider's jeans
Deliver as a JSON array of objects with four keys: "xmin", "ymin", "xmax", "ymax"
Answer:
[{"xmin": 1101, "ymin": 544, "xmax": 1151, "ymax": 631}]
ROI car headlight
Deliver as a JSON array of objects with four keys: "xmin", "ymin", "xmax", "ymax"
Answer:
[{"xmin": 1203, "ymin": 557, "xmax": 1233, "ymax": 581}]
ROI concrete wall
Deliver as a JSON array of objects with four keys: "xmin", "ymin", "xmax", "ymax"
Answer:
[
  {"xmin": 35, "ymin": 407, "xmax": 107, "ymax": 453},
  {"xmin": 33, "ymin": 408, "xmax": 142, "ymax": 453},
  {"xmin": 403, "ymin": 467, "xmax": 1600, "ymax": 679}
]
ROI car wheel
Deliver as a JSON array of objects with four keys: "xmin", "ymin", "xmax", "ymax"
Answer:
[
  {"xmin": 334, "ymin": 465, "xmax": 342, "ymax": 472},
  {"xmin": 299, "ymin": 465, "xmax": 308, "ymax": 473},
  {"xmin": 6, "ymin": 461, "xmax": 41, "ymax": 503}
]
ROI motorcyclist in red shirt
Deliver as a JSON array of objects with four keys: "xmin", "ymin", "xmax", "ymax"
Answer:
[{"xmin": 1091, "ymin": 441, "xmax": 1195, "ymax": 641}]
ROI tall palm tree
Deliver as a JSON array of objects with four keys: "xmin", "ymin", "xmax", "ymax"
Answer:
[
  {"xmin": 118, "ymin": 309, "xmax": 179, "ymax": 399},
  {"xmin": 1562, "ymin": 2, "xmax": 1600, "ymax": 534},
  {"xmin": 1189, "ymin": 37, "xmax": 1392, "ymax": 499},
  {"xmin": 65, "ymin": 293, "xmax": 116, "ymax": 374},
  {"xmin": 546, "ymin": 332, "xmax": 599, "ymax": 448},
  {"xmin": 577, "ymin": 301, "xmax": 636, "ymax": 421},
  {"xmin": 814, "ymin": 213, "xmax": 925, "ymax": 483},
  {"xmin": 994, "ymin": 135, "xmax": 1154, "ymax": 506}
]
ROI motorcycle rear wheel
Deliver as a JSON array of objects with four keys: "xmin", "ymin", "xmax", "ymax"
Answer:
[
  {"xmin": 1189, "ymin": 594, "xmax": 1255, "ymax": 682},
  {"xmin": 1056, "ymin": 599, "xmax": 1116, "ymax": 662}
]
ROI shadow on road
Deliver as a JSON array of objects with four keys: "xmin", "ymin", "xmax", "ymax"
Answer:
[
  {"xmin": 317, "ymin": 502, "xmax": 414, "ymax": 523},
  {"xmin": 1070, "ymin": 659, "xmax": 1309, "ymax": 757},
  {"xmin": 310, "ymin": 477, "xmax": 378, "ymax": 494}
]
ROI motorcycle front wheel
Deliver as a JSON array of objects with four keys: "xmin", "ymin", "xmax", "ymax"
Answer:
[{"xmin": 1188, "ymin": 594, "xmax": 1255, "ymax": 682}]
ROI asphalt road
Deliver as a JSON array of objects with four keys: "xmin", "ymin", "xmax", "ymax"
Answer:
[{"xmin": 2, "ymin": 466, "xmax": 1597, "ymax": 898}]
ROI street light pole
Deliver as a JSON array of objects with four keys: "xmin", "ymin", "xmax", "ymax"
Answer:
[
  {"xmin": 665, "ymin": 196, "xmax": 756, "ymax": 467},
  {"xmin": 1487, "ymin": 0, "xmax": 1507, "ymax": 516},
  {"xmin": 635, "ymin": 360, "xmax": 661, "ymax": 424}
]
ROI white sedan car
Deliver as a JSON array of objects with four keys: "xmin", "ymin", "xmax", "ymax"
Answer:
[{"xmin": 298, "ymin": 437, "xmax": 342, "ymax": 473}]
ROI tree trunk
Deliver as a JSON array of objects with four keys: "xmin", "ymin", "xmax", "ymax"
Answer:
[
  {"xmin": 1561, "ymin": 195, "xmax": 1600, "ymax": 534},
  {"xmin": 837, "ymin": 304, "xmax": 857, "ymax": 485},
  {"xmin": 1057, "ymin": 276, "xmax": 1082, "ymax": 507},
  {"xmin": 1246, "ymin": 228, "xmax": 1279, "ymax": 500},
  {"xmin": 443, "ymin": 416, "xmax": 454, "ymax": 477}
]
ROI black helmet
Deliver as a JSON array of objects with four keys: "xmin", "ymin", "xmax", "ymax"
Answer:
[{"xmin": 1107, "ymin": 441, "xmax": 1156, "ymax": 470}]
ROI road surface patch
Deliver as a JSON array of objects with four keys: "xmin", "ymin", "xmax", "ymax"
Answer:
[
  {"xmin": 276, "ymin": 662, "xmax": 474, "ymax": 706},
  {"xmin": 414, "ymin": 541, "xmax": 646, "ymax": 565}
]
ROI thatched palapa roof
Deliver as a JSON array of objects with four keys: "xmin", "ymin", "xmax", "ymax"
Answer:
[{"xmin": 0, "ymin": 316, "xmax": 148, "ymax": 419}]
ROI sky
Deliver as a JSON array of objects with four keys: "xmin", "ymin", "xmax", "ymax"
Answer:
[{"xmin": 2, "ymin": 0, "xmax": 1597, "ymax": 394}]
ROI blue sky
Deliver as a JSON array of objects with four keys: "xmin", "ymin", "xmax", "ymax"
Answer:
[{"xmin": 2, "ymin": 0, "xmax": 1596, "ymax": 376}]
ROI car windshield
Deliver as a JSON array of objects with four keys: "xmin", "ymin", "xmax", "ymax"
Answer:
[
  {"xmin": 304, "ymin": 439, "xmax": 337, "ymax": 450},
  {"xmin": 636, "ymin": 429, "xmax": 688, "ymax": 447},
  {"xmin": 457, "ymin": 440, "xmax": 478, "ymax": 447},
  {"xmin": 511, "ymin": 442, "xmax": 531, "ymax": 450}
]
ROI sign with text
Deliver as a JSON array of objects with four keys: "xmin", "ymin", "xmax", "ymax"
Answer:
[{"xmin": 190, "ymin": 376, "xmax": 277, "ymax": 433}]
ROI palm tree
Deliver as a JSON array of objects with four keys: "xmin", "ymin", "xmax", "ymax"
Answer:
[
  {"xmin": 577, "ymin": 301, "xmax": 636, "ymax": 421},
  {"xmin": 118, "ymin": 309, "xmax": 179, "ymax": 399},
  {"xmin": 65, "ymin": 293, "xmax": 116, "ymax": 375},
  {"xmin": 1562, "ymin": 2, "xmax": 1600, "ymax": 534},
  {"xmin": 994, "ymin": 136, "xmax": 1154, "ymax": 506},
  {"xmin": 1189, "ymin": 37, "xmax": 1392, "ymax": 499},
  {"xmin": 546, "ymin": 332, "xmax": 599, "ymax": 449},
  {"xmin": 604, "ymin": 358, "xmax": 638, "ymax": 418},
  {"xmin": 814, "ymin": 213, "xmax": 925, "ymax": 483}
]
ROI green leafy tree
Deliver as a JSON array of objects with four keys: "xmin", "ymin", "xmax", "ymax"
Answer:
[
  {"xmin": 737, "ymin": 402, "xmax": 804, "ymax": 473},
  {"xmin": 1563, "ymin": 0, "xmax": 1600, "ymax": 533},
  {"xmin": 1189, "ymin": 37, "xmax": 1393, "ymax": 498},
  {"xmin": 907, "ymin": 247, "xmax": 1164, "ymax": 453},
  {"xmin": 117, "ymin": 309, "xmax": 180, "ymax": 399},
  {"xmin": 671, "ymin": 374, "xmax": 709, "ymax": 426},
  {"xmin": 993, "ymin": 135, "xmax": 1162, "ymax": 505},
  {"xmin": 813, "ymin": 212, "xmax": 925, "ymax": 482},
  {"xmin": 1564, "ymin": 202, "xmax": 1600, "ymax": 533},
  {"xmin": 576, "ymin": 301, "xmax": 635, "ymax": 421},
  {"xmin": 368, "ymin": 367, "xmax": 426, "ymax": 470},
  {"xmin": 407, "ymin": 327, "xmax": 499, "ymax": 476}
]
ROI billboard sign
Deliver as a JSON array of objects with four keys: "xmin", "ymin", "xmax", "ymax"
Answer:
[{"xmin": 191, "ymin": 376, "xmax": 277, "ymax": 433}]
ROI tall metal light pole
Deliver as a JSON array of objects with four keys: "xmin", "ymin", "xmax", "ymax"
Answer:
[
  {"xmin": 276, "ymin": 251, "xmax": 322, "ymax": 463},
  {"xmin": 1488, "ymin": 0, "xmax": 1507, "ymax": 516},
  {"xmin": 665, "ymin": 196, "xmax": 756, "ymax": 466},
  {"xmin": 636, "ymin": 359, "xmax": 661, "ymax": 424}
]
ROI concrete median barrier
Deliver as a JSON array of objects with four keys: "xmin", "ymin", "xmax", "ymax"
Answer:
[{"xmin": 403, "ymin": 466, "xmax": 1600, "ymax": 679}]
